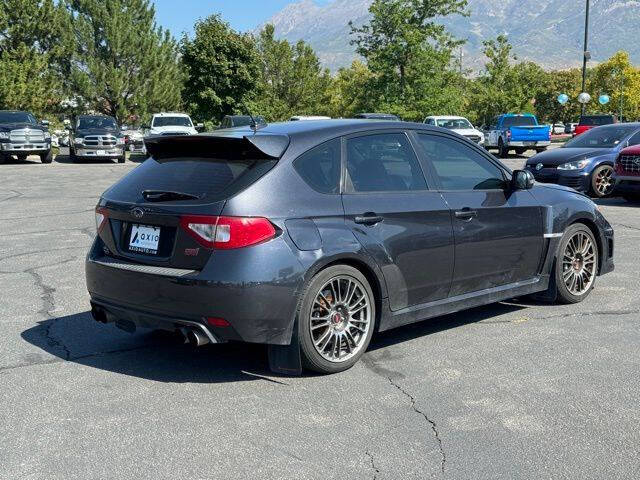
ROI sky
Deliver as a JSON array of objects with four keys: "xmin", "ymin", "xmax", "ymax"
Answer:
[{"xmin": 152, "ymin": 0, "xmax": 329, "ymax": 37}]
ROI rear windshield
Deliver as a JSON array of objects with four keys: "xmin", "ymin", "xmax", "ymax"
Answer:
[
  {"xmin": 564, "ymin": 125, "xmax": 638, "ymax": 148},
  {"xmin": 579, "ymin": 116, "xmax": 615, "ymax": 126},
  {"xmin": 105, "ymin": 157, "xmax": 277, "ymax": 203},
  {"xmin": 502, "ymin": 116, "xmax": 537, "ymax": 127}
]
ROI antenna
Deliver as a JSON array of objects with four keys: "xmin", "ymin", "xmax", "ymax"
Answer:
[{"xmin": 242, "ymin": 103, "xmax": 264, "ymax": 132}]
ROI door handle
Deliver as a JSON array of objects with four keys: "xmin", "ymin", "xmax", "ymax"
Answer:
[
  {"xmin": 354, "ymin": 214, "xmax": 384, "ymax": 226},
  {"xmin": 454, "ymin": 208, "xmax": 478, "ymax": 220}
]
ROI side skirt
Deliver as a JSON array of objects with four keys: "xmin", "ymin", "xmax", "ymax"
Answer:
[{"xmin": 379, "ymin": 275, "xmax": 550, "ymax": 332}]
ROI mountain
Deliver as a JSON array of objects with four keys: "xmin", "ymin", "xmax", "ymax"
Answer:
[{"xmin": 259, "ymin": 0, "xmax": 640, "ymax": 72}]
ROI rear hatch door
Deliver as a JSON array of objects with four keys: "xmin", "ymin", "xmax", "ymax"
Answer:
[{"xmin": 97, "ymin": 134, "xmax": 288, "ymax": 270}]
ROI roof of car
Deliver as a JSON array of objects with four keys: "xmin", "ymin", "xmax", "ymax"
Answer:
[
  {"xmin": 425, "ymin": 115, "xmax": 467, "ymax": 120},
  {"xmin": 152, "ymin": 112, "xmax": 191, "ymax": 117}
]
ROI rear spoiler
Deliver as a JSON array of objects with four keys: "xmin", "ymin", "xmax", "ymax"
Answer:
[{"xmin": 144, "ymin": 133, "xmax": 290, "ymax": 161}]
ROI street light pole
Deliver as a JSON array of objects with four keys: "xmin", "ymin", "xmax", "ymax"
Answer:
[{"xmin": 581, "ymin": 0, "xmax": 591, "ymax": 115}]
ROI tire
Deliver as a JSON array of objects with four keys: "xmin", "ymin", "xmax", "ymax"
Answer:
[
  {"xmin": 298, "ymin": 265, "xmax": 376, "ymax": 374},
  {"xmin": 536, "ymin": 148, "xmax": 547, "ymax": 153},
  {"xmin": 117, "ymin": 155, "xmax": 125, "ymax": 164},
  {"xmin": 69, "ymin": 148, "xmax": 78, "ymax": 163},
  {"xmin": 40, "ymin": 150, "xmax": 53, "ymax": 164},
  {"xmin": 590, "ymin": 165, "xmax": 614, "ymax": 198},
  {"xmin": 17, "ymin": 154, "xmax": 27, "ymax": 162},
  {"xmin": 498, "ymin": 139, "xmax": 509, "ymax": 158},
  {"xmin": 515, "ymin": 148, "xmax": 526, "ymax": 155},
  {"xmin": 0, "ymin": 154, "xmax": 6, "ymax": 165},
  {"xmin": 554, "ymin": 223, "xmax": 598, "ymax": 304}
]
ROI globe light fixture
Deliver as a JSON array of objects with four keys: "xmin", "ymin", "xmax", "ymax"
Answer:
[
  {"xmin": 599, "ymin": 94, "xmax": 610, "ymax": 105},
  {"xmin": 557, "ymin": 93, "xmax": 569, "ymax": 105},
  {"xmin": 578, "ymin": 92, "xmax": 591, "ymax": 104}
]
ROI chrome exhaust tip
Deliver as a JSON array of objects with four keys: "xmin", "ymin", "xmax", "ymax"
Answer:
[{"xmin": 186, "ymin": 328, "xmax": 210, "ymax": 347}]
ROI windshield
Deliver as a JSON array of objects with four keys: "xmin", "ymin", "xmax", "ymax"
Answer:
[
  {"xmin": 579, "ymin": 115, "xmax": 615, "ymax": 126},
  {"xmin": 436, "ymin": 118, "xmax": 473, "ymax": 129},
  {"xmin": 152, "ymin": 116, "xmax": 193, "ymax": 128},
  {"xmin": 564, "ymin": 125, "xmax": 638, "ymax": 148},
  {"xmin": 0, "ymin": 112, "xmax": 37, "ymax": 124},
  {"xmin": 78, "ymin": 116, "xmax": 117, "ymax": 130},
  {"xmin": 502, "ymin": 116, "xmax": 537, "ymax": 128}
]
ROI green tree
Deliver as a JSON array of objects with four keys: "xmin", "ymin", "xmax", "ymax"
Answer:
[
  {"xmin": 65, "ymin": 0, "xmax": 182, "ymax": 124},
  {"xmin": 349, "ymin": 0, "xmax": 468, "ymax": 121},
  {"xmin": 589, "ymin": 51, "xmax": 640, "ymax": 121},
  {"xmin": 534, "ymin": 69, "xmax": 582, "ymax": 124},
  {"xmin": 0, "ymin": 0, "xmax": 73, "ymax": 116},
  {"xmin": 326, "ymin": 60, "xmax": 377, "ymax": 118},
  {"xmin": 182, "ymin": 14, "xmax": 261, "ymax": 123},
  {"xmin": 253, "ymin": 24, "xmax": 332, "ymax": 121},
  {"xmin": 469, "ymin": 35, "xmax": 548, "ymax": 125}
]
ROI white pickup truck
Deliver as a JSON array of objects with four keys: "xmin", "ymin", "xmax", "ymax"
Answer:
[{"xmin": 145, "ymin": 112, "xmax": 201, "ymax": 137}]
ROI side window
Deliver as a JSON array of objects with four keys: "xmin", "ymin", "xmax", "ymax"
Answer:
[
  {"xmin": 627, "ymin": 131, "xmax": 640, "ymax": 146},
  {"xmin": 346, "ymin": 133, "xmax": 427, "ymax": 192},
  {"xmin": 417, "ymin": 134, "xmax": 507, "ymax": 191},
  {"xmin": 293, "ymin": 138, "xmax": 341, "ymax": 194},
  {"xmin": 425, "ymin": 118, "xmax": 435, "ymax": 126}
]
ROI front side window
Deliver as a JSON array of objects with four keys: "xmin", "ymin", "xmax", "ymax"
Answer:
[
  {"xmin": 417, "ymin": 134, "xmax": 506, "ymax": 191},
  {"xmin": 294, "ymin": 138, "xmax": 341, "ymax": 194},
  {"xmin": 346, "ymin": 133, "xmax": 427, "ymax": 192}
]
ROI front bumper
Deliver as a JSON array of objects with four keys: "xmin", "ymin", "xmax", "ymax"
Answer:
[
  {"xmin": 528, "ymin": 166, "xmax": 591, "ymax": 192},
  {"xmin": 75, "ymin": 147, "xmax": 124, "ymax": 158},
  {"xmin": 85, "ymin": 235, "xmax": 305, "ymax": 345},
  {"xmin": 1, "ymin": 141, "xmax": 50, "ymax": 153},
  {"xmin": 613, "ymin": 176, "xmax": 640, "ymax": 195}
]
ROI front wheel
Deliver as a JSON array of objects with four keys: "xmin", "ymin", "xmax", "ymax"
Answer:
[
  {"xmin": 554, "ymin": 223, "xmax": 598, "ymax": 304},
  {"xmin": 40, "ymin": 150, "xmax": 53, "ymax": 164},
  {"xmin": 591, "ymin": 165, "xmax": 614, "ymax": 198},
  {"xmin": 298, "ymin": 265, "xmax": 375, "ymax": 374}
]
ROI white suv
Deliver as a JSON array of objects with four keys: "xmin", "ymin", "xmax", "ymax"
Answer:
[
  {"xmin": 424, "ymin": 115, "xmax": 485, "ymax": 145},
  {"xmin": 146, "ymin": 112, "xmax": 199, "ymax": 137}
]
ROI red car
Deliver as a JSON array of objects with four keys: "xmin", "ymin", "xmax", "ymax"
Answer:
[
  {"xmin": 574, "ymin": 114, "xmax": 617, "ymax": 137},
  {"xmin": 613, "ymin": 145, "xmax": 640, "ymax": 201}
]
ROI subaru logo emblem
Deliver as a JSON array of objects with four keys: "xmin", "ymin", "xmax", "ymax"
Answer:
[
  {"xmin": 536, "ymin": 163, "xmax": 544, "ymax": 171},
  {"xmin": 131, "ymin": 207, "xmax": 144, "ymax": 219}
]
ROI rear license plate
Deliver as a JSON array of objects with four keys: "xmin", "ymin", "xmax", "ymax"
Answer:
[
  {"xmin": 129, "ymin": 224, "xmax": 160, "ymax": 254},
  {"xmin": 523, "ymin": 141, "xmax": 535, "ymax": 146}
]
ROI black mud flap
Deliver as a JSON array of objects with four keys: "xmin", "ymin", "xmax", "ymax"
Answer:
[
  {"xmin": 532, "ymin": 260, "xmax": 558, "ymax": 302},
  {"xmin": 267, "ymin": 320, "xmax": 302, "ymax": 376}
]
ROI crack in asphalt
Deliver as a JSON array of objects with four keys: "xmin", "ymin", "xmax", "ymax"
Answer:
[
  {"xmin": 365, "ymin": 451, "xmax": 380, "ymax": 480},
  {"xmin": 25, "ymin": 269, "xmax": 71, "ymax": 360},
  {"xmin": 612, "ymin": 223, "xmax": 640, "ymax": 232},
  {"xmin": 387, "ymin": 376, "xmax": 446, "ymax": 475},
  {"xmin": 0, "ymin": 189, "xmax": 24, "ymax": 203}
]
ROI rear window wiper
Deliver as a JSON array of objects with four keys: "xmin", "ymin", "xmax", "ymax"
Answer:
[{"xmin": 142, "ymin": 190, "xmax": 201, "ymax": 202}]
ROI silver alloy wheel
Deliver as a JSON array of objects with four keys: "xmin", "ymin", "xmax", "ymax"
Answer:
[
  {"xmin": 309, "ymin": 275, "xmax": 371, "ymax": 363},
  {"xmin": 562, "ymin": 231, "xmax": 597, "ymax": 295},
  {"xmin": 594, "ymin": 166, "xmax": 614, "ymax": 196}
]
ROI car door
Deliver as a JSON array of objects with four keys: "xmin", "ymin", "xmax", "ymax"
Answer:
[
  {"xmin": 413, "ymin": 132, "xmax": 544, "ymax": 297},
  {"xmin": 341, "ymin": 131, "xmax": 454, "ymax": 311}
]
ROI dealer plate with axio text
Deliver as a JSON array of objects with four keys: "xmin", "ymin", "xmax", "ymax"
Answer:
[{"xmin": 129, "ymin": 224, "xmax": 160, "ymax": 254}]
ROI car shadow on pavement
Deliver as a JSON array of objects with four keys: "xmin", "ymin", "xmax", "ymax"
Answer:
[
  {"xmin": 22, "ymin": 302, "xmax": 530, "ymax": 382},
  {"xmin": 595, "ymin": 197, "xmax": 640, "ymax": 207},
  {"xmin": 21, "ymin": 311, "xmax": 284, "ymax": 385}
]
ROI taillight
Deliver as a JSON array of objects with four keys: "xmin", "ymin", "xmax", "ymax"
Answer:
[
  {"xmin": 95, "ymin": 207, "xmax": 108, "ymax": 233},
  {"xmin": 506, "ymin": 130, "xmax": 511, "ymax": 140},
  {"xmin": 548, "ymin": 129, "xmax": 552, "ymax": 140},
  {"xmin": 180, "ymin": 215, "xmax": 276, "ymax": 249}
]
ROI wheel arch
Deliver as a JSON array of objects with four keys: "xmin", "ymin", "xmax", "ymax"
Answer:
[{"xmin": 567, "ymin": 217, "xmax": 605, "ymax": 275}]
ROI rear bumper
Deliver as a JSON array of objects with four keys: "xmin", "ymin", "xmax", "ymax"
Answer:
[
  {"xmin": 85, "ymin": 236, "xmax": 306, "ymax": 345},
  {"xmin": 509, "ymin": 141, "xmax": 551, "ymax": 148}
]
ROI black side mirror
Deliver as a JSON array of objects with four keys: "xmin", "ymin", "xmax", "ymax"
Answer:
[{"xmin": 511, "ymin": 170, "xmax": 535, "ymax": 190}]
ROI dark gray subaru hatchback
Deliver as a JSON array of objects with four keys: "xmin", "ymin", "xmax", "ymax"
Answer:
[{"xmin": 86, "ymin": 120, "xmax": 614, "ymax": 374}]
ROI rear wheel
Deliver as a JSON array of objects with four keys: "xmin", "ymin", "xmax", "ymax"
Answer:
[
  {"xmin": 498, "ymin": 139, "xmax": 509, "ymax": 158},
  {"xmin": 298, "ymin": 265, "xmax": 375, "ymax": 374},
  {"xmin": 117, "ymin": 154, "xmax": 126, "ymax": 164},
  {"xmin": 515, "ymin": 147, "xmax": 526, "ymax": 155},
  {"xmin": 17, "ymin": 154, "xmax": 27, "ymax": 162},
  {"xmin": 591, "ymin": 165, "xmax": 614, "ymax": 198},
  {"xmin": 554, "ymin": 223, "xmax": 598, "ymax": 304}
]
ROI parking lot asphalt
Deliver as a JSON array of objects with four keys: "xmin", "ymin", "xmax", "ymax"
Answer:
[{"xmin": 1, "ymin": 147, "xmax": 639, "ymax": 479}]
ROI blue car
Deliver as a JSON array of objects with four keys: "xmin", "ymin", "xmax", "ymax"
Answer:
[{"xmin": 526, "ymin": 123, "xmax": 640, "ymax": 197}]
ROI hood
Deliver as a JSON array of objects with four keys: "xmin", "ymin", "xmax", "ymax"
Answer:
[
  {"xmin": 534, "ymin": 182, "xmax": 590, "ymax": 199},
  {"xmin": 620, "ymin": 145, "xmax": 640, "ymax": 156},
  {"xmin": 526, "ymin": 147, "xmax": 615, "ymax": 166},
  {"xmin": 76, "ymin": 127, "xmax": 119, "ymax": 137},
  {"xmin": 451, "ymin": 128, "xmax": 483, "ymax": 136},
  {"xmin": 149, "ymin": 125, "xmax": 196, "ymax": 134},
  {"xmin": 0, "ymin": 123, "xmax": 46, "ymax": 132}
]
